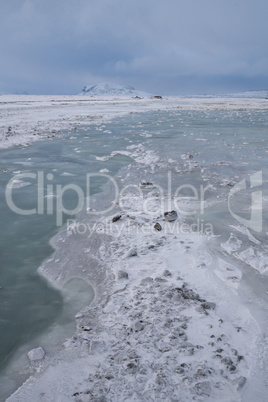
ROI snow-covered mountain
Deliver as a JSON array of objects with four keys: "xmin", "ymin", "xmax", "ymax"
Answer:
[{"xmin": 80, "ymin": 82, "xmax": 150, "ymax": 97}]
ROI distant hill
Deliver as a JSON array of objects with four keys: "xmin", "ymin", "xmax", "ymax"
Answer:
[{"xmin": 80, "ymin": 82, "xmax": 151, "ymax": 97}]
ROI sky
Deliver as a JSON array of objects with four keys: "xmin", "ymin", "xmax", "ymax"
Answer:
[{"xmin": 0, "ymin": 0, "xmax": 268, "ymax": 95}]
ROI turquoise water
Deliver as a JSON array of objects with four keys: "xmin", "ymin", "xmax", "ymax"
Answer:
[
  {"xmin": 145, "ymin": 109, "xmax": 268, "ymax": 236},
  {"xmin": 0, "ymin": 122, "xmax": 139, "ymax": 372},
  {"xmin": 0, "ymin": 108, "xmax": 268, "ymax": 399}
]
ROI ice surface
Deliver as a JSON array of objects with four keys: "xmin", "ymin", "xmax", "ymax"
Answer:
[
  {"xmin": 2, "ymin": 94, "xmax": 268, "ymax": 401},
  {"xmin": 1, "ymin": 94, "xmax": 268, "ymax": 150}
]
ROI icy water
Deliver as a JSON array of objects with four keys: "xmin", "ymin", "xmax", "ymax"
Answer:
[
  {"xmin": 0, "ymin": 122, "xmax": 141, "ymax": 397},
  {"xmin": 1, "ymin": 107, "xmax": 268, "ymax": 399}
]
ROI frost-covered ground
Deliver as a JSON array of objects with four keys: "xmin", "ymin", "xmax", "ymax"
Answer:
[
  {"xmin": 2, "ymin": 95, "xmax": 268, "ymax": 401},
  {"xmin": 1, "ymin": 94, "xmax": 268, "ymax": 150}
]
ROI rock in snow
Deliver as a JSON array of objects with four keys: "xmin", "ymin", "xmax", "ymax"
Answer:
[
  {"xmin": 164, "ymin": 210, "xmax": 178, "ymax": 222},
  {"xmin": 117, "ymin": 270, "xmax": 129, "ymax": 279},
  {"xmin": 154, "ymin": 222, "xmax": 162, "ymax": 231}
]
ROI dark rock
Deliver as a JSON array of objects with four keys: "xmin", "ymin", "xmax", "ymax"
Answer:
[
  {"xmin": 153, "ymin": 95, "xmax": 163, "ymax": 99},
  {"xmin": 117, "ymin": 270, "xmax": 128, "ymax": 279},
  {"xmin": 81, "ymin": 326, "xmax": 91, "ymax": 332},
  {"xmin": 112, "ymin": 215, "xmax": 121, "ymax": 223},
  {"xmin": 163, "ymin": 269, "xmax": 172, "ymax": 277},
  {"xmin": 164, "ymin": 210, "xmax": 178, "ymax": 222},
  {"xmin": 228, "ymin": 365, "xmax": 237, "ymax": 372},
  {"xmin": 201, "ymin": 302, "xmax": 216, "ymax": 310},
  {"xmin": 125, "ymin": 362, "xmax": 138, "ymax": 374},
  {"xmin": 154, "ymin": 222, "xmax": 162, "ymax": 231}
]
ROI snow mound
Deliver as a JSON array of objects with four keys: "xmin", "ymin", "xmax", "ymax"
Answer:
[{"xmin": 80, "ymin": 82, "xmax": 150, "ymax": 97}]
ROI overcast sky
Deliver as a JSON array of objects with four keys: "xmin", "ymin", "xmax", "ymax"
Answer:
[{"xmin": 0, "ymin": 0, "xmax": 268, "ymax": 95}]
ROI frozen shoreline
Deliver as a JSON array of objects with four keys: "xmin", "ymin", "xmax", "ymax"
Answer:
[
  {"xmin": 5, "ymin": 186, "xmax": 261, "ymax": 401},
  {"xmin": 1, "ymin": 94, "xmax": 268, "ymax": 150},
  {"xmin": 2, "ymin": 96, "xmax": 268, "ymax": 401}
]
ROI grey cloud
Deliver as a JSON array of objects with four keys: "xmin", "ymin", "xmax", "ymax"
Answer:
[{"xmin": 0, "ymin": 0, "xmax": 267, "ymax": 94}]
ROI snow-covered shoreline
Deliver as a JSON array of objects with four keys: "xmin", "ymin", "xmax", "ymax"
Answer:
[
  {"xmin": 2, "ymin": 95, "xmax": 268, "ymax": 401},
  {"xmin": 6, "ymin": 183, "xmax": 260, "ymax": 401},
  {"xmin": 1, "ymin": 95, "xmax": 268, "ymax": 150}
]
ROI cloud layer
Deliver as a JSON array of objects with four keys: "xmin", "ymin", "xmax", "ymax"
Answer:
[{"xmin": 1, "ymin": 0, "xmax": 268, "ymax": 94}]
